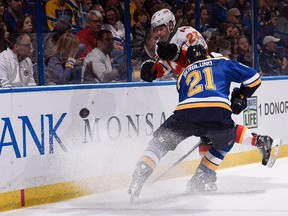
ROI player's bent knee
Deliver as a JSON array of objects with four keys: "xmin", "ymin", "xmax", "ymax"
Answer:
[{"xmin": 207, "ymin": 127, "xmax": 236, "ymax": 151}]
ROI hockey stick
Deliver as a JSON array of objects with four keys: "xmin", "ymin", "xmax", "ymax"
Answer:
[{"xmin": 151, "ymin": 140, "xmax": 201, "ymax": 184}]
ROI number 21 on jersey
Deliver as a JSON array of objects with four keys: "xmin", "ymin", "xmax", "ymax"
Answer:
[{"xmin": 184, "ymin": 67, "xmax": 216, "ymax": 97}]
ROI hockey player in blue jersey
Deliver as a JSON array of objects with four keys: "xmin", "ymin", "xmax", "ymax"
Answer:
[
  {"xmin": 128, "ymin": 45, "xmax": 275, "ymax": 201},
  {"xmin": 140, "ymin": 8, "xmax": 275, "ymax": 167}
]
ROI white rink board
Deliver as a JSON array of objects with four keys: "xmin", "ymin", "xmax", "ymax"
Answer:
[{"xmin": 0, "ymin": 80, "xmax": 287, "ymax": 193}]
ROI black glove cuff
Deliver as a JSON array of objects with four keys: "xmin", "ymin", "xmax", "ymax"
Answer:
[
  {"xmin": 170, "ymin": 44, "xmax": 181, "ymax": 61},
  {"xmin": 140, "ymin": 59, "xmax": 155, "ymax": 67},
  {"xmin": 231, "ymin": 87, "xmax": 247, "ymax": 114},
  {"xmin": 140, "ymin": 60, "xmax": 158, "ymax": 82}
]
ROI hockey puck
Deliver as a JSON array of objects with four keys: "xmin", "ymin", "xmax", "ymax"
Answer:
[{"xmin": 79, "ymin": 108, "xmax": 90, "ymax": 118}]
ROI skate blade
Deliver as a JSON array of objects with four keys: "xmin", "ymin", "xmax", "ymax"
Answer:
[
  {"xmin": 128, "ymin": 187, "xmax": 138, "ymax": 204},
  {"xmin": 130, "ymin": 194, "xmax": 135, "ymax": 204},
  {"xmin": 266, "ymin": 139, "xmax": 282, "ymax": 168}
]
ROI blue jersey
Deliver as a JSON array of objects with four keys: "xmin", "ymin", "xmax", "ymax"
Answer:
[{"xmin": 174, "ymin": 57, "xmax": 261, "ymax": 122}]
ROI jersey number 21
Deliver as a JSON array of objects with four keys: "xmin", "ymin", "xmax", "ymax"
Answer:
[{"xmin": 186, "ymin": 67, "xmax": 216, "ymax": 97}]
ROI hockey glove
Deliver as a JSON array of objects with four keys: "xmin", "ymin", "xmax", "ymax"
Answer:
[
  {"xmin": 140, "ymin": 60, "xmax": 158, "ymax": 82},
  {"xmin": 156, "ymin": 42, "xmax": 181, "ymax": 61},
  {"xmin": 231, "ymin": 87, "xmax": 247, "ymax": 114}
]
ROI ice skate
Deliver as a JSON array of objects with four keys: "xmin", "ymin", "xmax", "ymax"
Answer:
[
  {"xmin": 128, "ymin": 161, "xmax": 153, "ymax": 203},
  {"xmin": 255, "ymin": 135, "xmax": 273, "ymax": 166},
  {"xmin": 254, "ymin": 134, "xmax": 282, "ymax": 168},
  {"xmin": 185, "ymin": 163, "xmax": 217, "ymax": 194}
]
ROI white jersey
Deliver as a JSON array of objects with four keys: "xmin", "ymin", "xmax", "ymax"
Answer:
[
  {"xmin": 170, "ymin": 26, "xmax": 207, "ymax": 50},
  {"xmin": 156, "ymin": 26, "xmax": 208, "ymax": 77}
]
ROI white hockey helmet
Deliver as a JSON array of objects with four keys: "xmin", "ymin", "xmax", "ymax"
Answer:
[{"xmin": 151, "ymin": 9, "xmax": 176, "ymax": 30}]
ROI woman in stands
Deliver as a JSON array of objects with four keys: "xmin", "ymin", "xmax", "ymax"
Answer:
[{"xmin": 46, "ymin": 32, "xmax": 80, "ymax": 85}]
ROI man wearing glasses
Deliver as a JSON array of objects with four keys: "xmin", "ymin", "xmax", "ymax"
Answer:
[
  {"xmin": 76, "ymin": 9, "xmax": 103, "ymax": 59},
  {"xmin": 0, "ymin": 33, "xmax": 36, "ymax": 87}
]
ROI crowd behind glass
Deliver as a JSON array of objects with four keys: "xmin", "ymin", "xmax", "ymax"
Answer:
[{"xmin": 0, "ymin": 0, "xmax": 287, "ymax": 87}]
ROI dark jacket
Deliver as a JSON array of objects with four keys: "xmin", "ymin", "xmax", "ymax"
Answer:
[{"xmin": 259, "ymin": 48, "xmax": 281, "ymax": 76}]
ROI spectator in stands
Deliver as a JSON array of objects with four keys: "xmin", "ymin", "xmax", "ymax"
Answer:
[
  {"xmin": 0, "ymin": 23, "xmax": 9, "ymax": 52},
  {"xmin": 22, "ymin": 0, "xmax": 49, "ymax": 32},
  {"xmin": 217, "ymin": 37, "xmax": 231, "ymax": 58},
  {"xmin": 149, "ymin": 2, "xmax": 165, "ymax": 18},
  {"xmin": 232, "ymin": 0, "xmax": 251, "ymax": 36},
  {"xmin": 266, "ymin": 0, "xmax": 280, "ymax": 18},
  {"xmin": 258, "ymin": 6, "xmax": 279, "ymax": 42},
  {"xmin": 236, "ymin": 20, "xmax": 247, "ymax": 36},
  {"xmin": 4, "ymin": 0, "xmax": 24, "ymax": 33},
  {"xmin": 76, "ymin": 9, "xmax": 102, "ymax": 59},
  {"xmin": 257, "ymin": 0, "xmax": 269, "ymax": 26},
  {"xmin": 263, "ymin": 15, "xmax": 278, "ymax": 39},
  {"xmin": 102, "ymin": 6, "xmax": 125, "ymax": 40},
  {"xmin": 0, "ymin": 0, "xmax": 5, "ymax": 24},
  {"xmin": 81, "ymin": 29, "xmax": 126, "ymax": 83},
  {"xmin": 206, "ymin": 35, "xmax": 219, "ymax": 54},
  {"xmin": 267, "ymin": 13, "xmax": 278, "ymax": 35},
  {"xmin": 141, "ymin": 28, "xmax": 157, "ymax": 61},
  {"xmin": 211, "ymin": 0, "xmax": 228, "ymax": 27},
  {"xmin": 199, "ymin": 6, "xmax": 211, "ymax": 34},
  {"xmin": 226, "ymin": 8, "xmax": 242, "ymax": 25},
  {"xmin": 130, "ymin": 0, "xmax": 146, "ymax": 27},
  {"xmin": 0, "ymin": 33, "xmax": 36, "ymax": 87},
  {"xmin": 257, "ymin": 0, "xmax": 279, "ymax": 26},
  {"xmin": 46, "ymin": 32, "xmax": 81, "ymax": 84},
  {"xmin": 67, "ymin": 0, "xmax": 85, "ymax": 31},
  {"xmin": 277, "ymin": 0, "xmax": 288, "ymax": 9},
  {"xmin": 258, "ymin": 1, "xmax": 280, "ymax": 43},
  {"xmin": 232, "ymin": 0, "xmax": 250, "ymax": 16},
  {"xmin": 237, "ymin": 35, "xmax": 253, "ymax": 67},
  {"xmin": 132, "ymin": 28, "xmax": 158, "ymax": 81},
  {"xmin": 189, "ymin": 4, "xmax": 212, "ymax": 31},
  {"xmin": 227, "ymin": 7, "xmax": 246, "ymax": 36},
  {"xmin": 172, "ymin": 5, "xmax": 183, "ymax": 24},
  {"xmin": 211, "ymin": 0, "xmax": 243, "ymax": 27},
  {"xmin": 16, "ymin": 13, "xmax": 33, "ymax": 33},
  {"xmin": 259, "ymin": 35, "xmax": 282, "ymax": 76},
  {"xmin": 274, "ymin": 6, "xmax": 288, "ymax": 50},
  {"xmin": 225, "ymin": 35, "xmax": 239, "ymax": 60},
  {"xmin": 16, "ymin": 13, "xmax": 38, "ymax": 65},
  {"xmin": 83, "ymin": 0, "xmax": 92, "ymax": 12},
  {"xmin": 220, "ymin": 23, "xmax": 240, "ymax": 37},
  {"xmin": 103, "ymin": 0, "xmax": 124, "ymax": 23},
  {"xmin": 43, "ymin": 16, "xmax": 72, "ymax": 61},
  {"xmin": 92, "ymin": 4, "xmax": 105, "ymax": 19},
  {"xmin": 131, "ymin": 7, "xmax": 149, "ymax": 57},
  {"xmin": 102, "ymin": 6, "xmax": 127, "ymax": 68},
  {"xmin": 45, "ymin": 0, "xmax": 76, "ymax": 32}
]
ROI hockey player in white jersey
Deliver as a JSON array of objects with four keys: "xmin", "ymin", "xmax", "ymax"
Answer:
[{"xmin": 140, "ymin": 8, "xmax": 208, "ymax": 81}]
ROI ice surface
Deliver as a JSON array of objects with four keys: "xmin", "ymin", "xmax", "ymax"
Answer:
[{"xmin": 2, "ymin": 158, "xmax": 288, "ymax": 216}]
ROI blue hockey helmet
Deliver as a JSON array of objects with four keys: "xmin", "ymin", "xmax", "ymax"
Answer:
[{"xmin": 186, "ymin": 44, "xmax": 207, "ymax": 64}]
